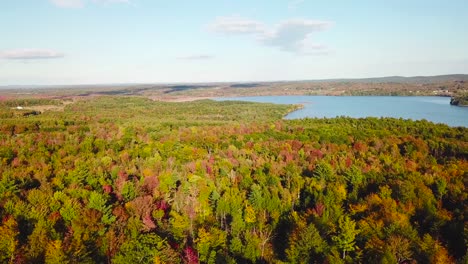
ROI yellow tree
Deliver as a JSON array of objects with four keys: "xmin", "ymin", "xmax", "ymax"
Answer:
[{"xmin": 0, "ymin": 216, "xmax": 18, "ymax": 263}]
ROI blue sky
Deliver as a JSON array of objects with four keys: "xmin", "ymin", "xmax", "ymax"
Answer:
[{"xmin": 1, "ymin": 0, "xmax": 467, "ymax": 85}]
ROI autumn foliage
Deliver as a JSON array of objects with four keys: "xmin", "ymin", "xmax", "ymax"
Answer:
[{"xmin": 0, "ymin": 96, "xmax": 466, "ymax": 263}]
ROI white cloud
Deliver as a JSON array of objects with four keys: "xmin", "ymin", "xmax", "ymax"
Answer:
[
  {"xmin": 50, "ymin": 0, "xmax": 83, "ymax": 8},
  {"xmin": 91, "ymin": 0, "xmax": 131, "ymax": 4},
  {"xmin": 209, "ymin": 16, "xmax": 333, "ymax": 55},
  {"xmin": 262, "ymin": 19, "xmax": 331, "ymax": 53},
  {"xmin": 288, "ymin": 0, "xmax": 304, "ymax": 10},
  {"xmin": 0, "ymin": 49, "xmax": 65, "ymax": 60},
  {"xmin": 177, "ymin": 55, "xmax": 215, "ymax": 61},
  {"xmin": 210, "ymin": 16, "xmax": 266, "ymax": 34},
  {"xmin": 50, "ymin": 0, "xmax": 130, "ymax": 8}
]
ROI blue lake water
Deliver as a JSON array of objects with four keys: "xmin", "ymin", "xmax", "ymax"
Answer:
[{"xmin": 217, "ymin": 96, "xmax": 468, "ymax": 127}]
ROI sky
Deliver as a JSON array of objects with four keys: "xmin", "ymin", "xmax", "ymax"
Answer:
[{"xmin": 1, "ymin": 0, "xmax": 467, "ymax": 85}]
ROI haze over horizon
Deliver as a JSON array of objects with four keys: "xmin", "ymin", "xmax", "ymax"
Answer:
[{"xmin": 1, "ymin": 0, "xmax": 467, "ymax": 85}]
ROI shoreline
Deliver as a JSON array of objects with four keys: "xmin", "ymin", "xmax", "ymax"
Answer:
[{"xmin": 149, "ymin": 96, "xmax": 214, "ymax": 102}]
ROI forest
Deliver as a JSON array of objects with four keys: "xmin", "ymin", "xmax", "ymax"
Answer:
[{"xmin": 0, "ymin": 96, "xmax": 467, "ymax": 263}]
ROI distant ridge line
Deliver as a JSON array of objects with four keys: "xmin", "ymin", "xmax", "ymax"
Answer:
[
  {"xmin": 297, "ymin": 74, "xmax": 468, "ymax": 84},
  {"xmin": 1, "ymin": 74, "xmax": 468, "ymax": 89}
]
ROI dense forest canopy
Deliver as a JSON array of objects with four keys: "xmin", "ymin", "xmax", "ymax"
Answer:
[{"xmin": 0, "ymin": 96, "xmax": 466, "ymax": 263}]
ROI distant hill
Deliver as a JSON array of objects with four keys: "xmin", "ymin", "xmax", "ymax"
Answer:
[
  {"xmin": 300, "ymin": 74, "xmax": 468, "ymax": 84},
  {"xmin": 1, "ymin": 74, "xmax": 467, "ymax": 99},
  {"xmin": 2, "ymin": 74, "xmax": 468, "ymax": 90}
]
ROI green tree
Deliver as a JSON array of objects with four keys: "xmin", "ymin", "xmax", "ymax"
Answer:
[
  {"xmin": 286, "ymin": 221, "xmax": 325, "ymax": 263},
  {"xmin": 113, "ymin": 234, "xmax": 178, "ymax": 264},
  {"xmin": 87, "ymin": 191, "xmax": 115, "ymax": 225},
  {"xmin": 332, "ymin": 215, "xmax": 359, "ymax": 259}
]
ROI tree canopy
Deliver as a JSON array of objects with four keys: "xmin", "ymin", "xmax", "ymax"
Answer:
[{"xmin": 0, "ymin": 96, "xmax": 466, "ymax": 263}]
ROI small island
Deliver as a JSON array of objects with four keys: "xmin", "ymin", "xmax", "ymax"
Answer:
[{"xmin": 450, "ymin": 93, "xmax": 468, "ymax": 106}]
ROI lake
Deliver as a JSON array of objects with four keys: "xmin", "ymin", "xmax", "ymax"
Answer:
[{"xmin": 217, "ymin": 96, "xmax": 468, "ymax": 127}]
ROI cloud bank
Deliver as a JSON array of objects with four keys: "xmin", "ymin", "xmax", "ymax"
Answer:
[
  {"xmin": 210, "ymin": 16, "xmax": 333, "ymax": 55},
  {"xmin": 0, "ymin": 49, "xmax": 65, "ymax": 60}
]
